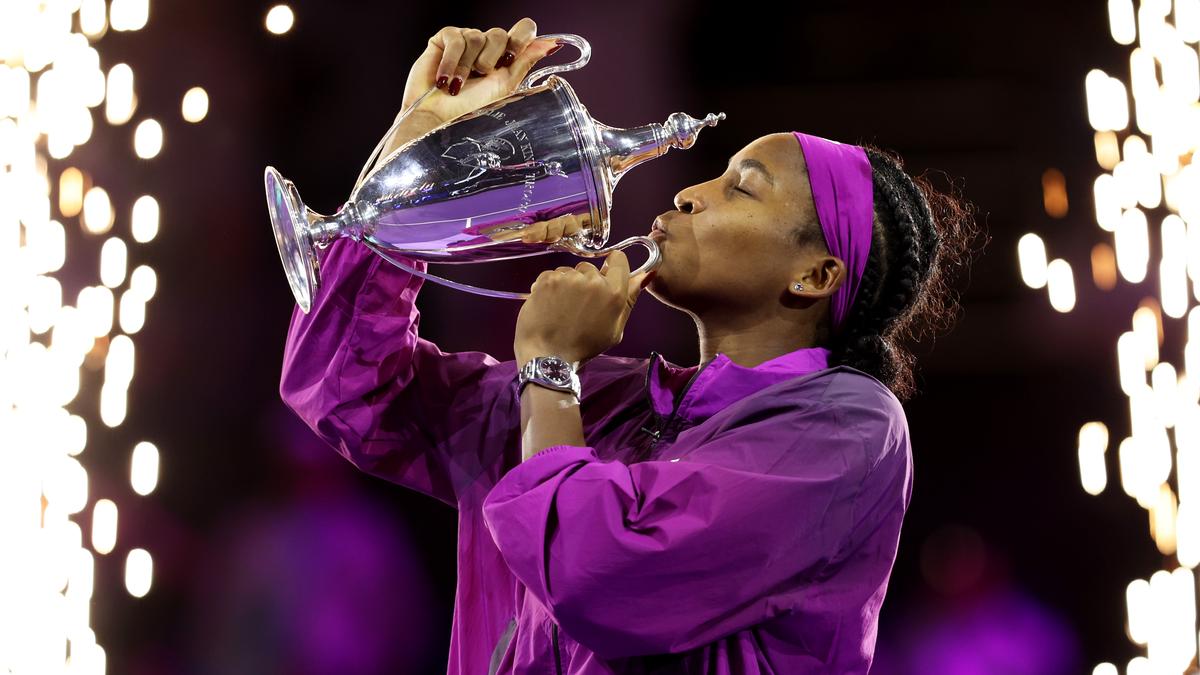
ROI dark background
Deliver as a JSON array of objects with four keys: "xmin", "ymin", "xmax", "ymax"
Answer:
[{"xmin": 66, "ymin": 0, "xmax": 1176, "ymax": 672}]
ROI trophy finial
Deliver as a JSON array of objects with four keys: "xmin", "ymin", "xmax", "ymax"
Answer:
[
  {"xmin": 663, "ymin": 111, "xmax": 726, "ymax": 150},
  {"xmin": 591, "ymin": 110, "xmax": 728, "ymax": 189}
]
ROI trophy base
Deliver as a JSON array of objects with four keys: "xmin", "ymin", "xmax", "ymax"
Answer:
[{"xmin": 265, "ymin": 166, "xmax": 319, "ymax": 313}]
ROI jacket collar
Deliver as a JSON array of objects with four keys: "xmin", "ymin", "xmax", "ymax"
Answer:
[{"xmin": 642, "ymin": 346, "xmax": 833, "ymax": 425}]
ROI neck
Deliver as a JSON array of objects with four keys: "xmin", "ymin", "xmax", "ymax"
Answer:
[{"xmin": 693, "ymin": 308, "xmax": 825, "ymax": 369}]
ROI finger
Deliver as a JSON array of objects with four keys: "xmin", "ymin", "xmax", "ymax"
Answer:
[
  {"xmin": 450, "ymin": 28, "xmax": 487, "ymax": 93},
  {"xmin": 473, "ymin": 27, "xmax": 509, "ymax": 75},
  {"xmin": 546, "ymin": 215, "xmax": 567, "ymax": 242},
  {"xmin": 520, "ymin": 220, "xmax": 548, "ymax": 243},
  {"xmin": 600, "ymin": 249, "xmax": 630, "ymax": 293},
  {"xmin": 575, "ymin": 260, "xmax": 600, "ymax": 277},
  {"xmin": 503, "ymin": 17, "xmax": 538, "ymax": 59},
  {"xmin": 554, "ymin": 265, "xmax": 575, "ymax": 275},
  {"xmin": 506, "ymin": 35, "xmax": 563, "ymax": 91},
  {"xmin": 563, "ymin": 214, "xmax": 588, "ymax": 237},
  {"xmin": 628, "ymin": 270, "xmax": 653, "ymax": 302},
  {"xmin": 431, "ymin": 27, "xmax": 465, "ymax": 90}
]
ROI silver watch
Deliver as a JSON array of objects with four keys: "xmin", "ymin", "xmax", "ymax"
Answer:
[{"xmin": 518, "ymin": 355, "xmax": 581, "ymax": 400}]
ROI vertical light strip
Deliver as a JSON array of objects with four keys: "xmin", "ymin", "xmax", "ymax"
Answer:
[
  {"xmin": 0, "ymin": 1, "xmax": 191, "ymax": 672},
  {"xmin": 1028, "ymin": 1, "xmax": 1200, "ymax": 671}
]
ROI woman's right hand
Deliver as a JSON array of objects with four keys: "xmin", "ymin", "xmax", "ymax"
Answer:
[{"xmin": 401, "ymin": 17, "xmax": 563, "ymax": 127}]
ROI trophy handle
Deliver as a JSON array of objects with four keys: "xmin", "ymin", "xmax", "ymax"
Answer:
[
  {"xmin": 517, "ymin": 33, "xmax": 591, "ymax": 92},
  {"xmin": 555, "ymin": 235, "xmax": 662, "ymax": 277},
  {"xmin": 359, "ymin": 235, "xmax": 661, "ymax": 301}
]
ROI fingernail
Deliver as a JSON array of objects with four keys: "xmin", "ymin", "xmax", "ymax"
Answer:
[
  {"xmin": 497, "ymin": 50, "xmax": 515, "ymax": 68},
  {"xmin": 448, "ymin": 77, "xmax": 462, "ymax": 96},
  {"xmin": 436, "ymin": 75, "xmax": 448, "ymax": 89},
  {"xmin": 546, "ymin": 44, "xmax": 564, "ymax": 56}
]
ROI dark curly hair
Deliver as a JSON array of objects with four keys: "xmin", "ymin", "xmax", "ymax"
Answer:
[{"xmin": 792, "ymin": 143, "xmax": 984, "ymax": 402}]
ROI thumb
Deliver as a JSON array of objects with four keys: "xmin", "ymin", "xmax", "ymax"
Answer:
[
  {"xmin": 626, "ymin": 270, "xmax": 654, "ymax": 306},
  {"xmin": 506, "ymin": 37, "xmax": 564, "ymax": 89}
]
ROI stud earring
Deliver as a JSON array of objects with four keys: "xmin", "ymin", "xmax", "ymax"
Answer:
[{"xmin": 793, "ymin": 282, "xmax": 804, "ymax": 291}]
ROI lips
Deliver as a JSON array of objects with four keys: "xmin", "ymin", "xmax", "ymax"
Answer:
[{"xmin": 651, "ymin": 217, "xmax": 667, "ymax": 234}]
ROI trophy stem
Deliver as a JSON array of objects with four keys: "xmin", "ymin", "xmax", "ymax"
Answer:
[{"xmin": 265, "ymin": 166, "xmax": 360, "ymax": 313}]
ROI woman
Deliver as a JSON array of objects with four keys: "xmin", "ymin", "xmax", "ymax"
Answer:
[{"xmin": 279, "ymin": 18, "xmax": 978, "ymax": 674}]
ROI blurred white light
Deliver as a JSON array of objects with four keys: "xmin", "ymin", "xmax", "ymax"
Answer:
[
  {"xmin": 1046, "ymin": 258, "xmax": 1076, "ymax": 312},
  {"xmin": 99, "ymin": 236, "xmax": 127, "ymax": 288},
  {"xmin": 131, "ymin": 195, "xmax": 159, "ymax": 243},
  {"xmin": 79, "ymin": 0, "xmax": 108, "ymax": 37},
  {"xmin": 1018, "ymin": 233, "xmax": 1048, "ymax": 288},
  {"xmin": 129, "ymin": 265, "xmax": 157, "ymax": 300},
  {"xmin": 124, "ymin": 548, "xmax": 152, "ymax": 598},
  {"xmin": 99, "ymin": 381, "xmax": 127, "ymax": 427},
  {"xmin": 1115, "ymin": 207, "xmax": 1150, "ymax": 282},
  {"xmin": 82, "ymin": 186, "xmax": 113, "ymax": 234},
  {"xmin": 105, "ymin": 334, "xmax": 135, "ymax": 387},
  {"xmin": 1132, "ymin": 306, "xmax": 1160, "ymax": 370},
  {"xmin": 77, "ymin": 285, "xmax": 114, "ymax": 338},
  {"xmin": 1094, "ymin": 174, "xmax": 1122, "ymax": 231},
  {"xmin": 1109, "ymin": 0, "xmax": 1137, "ymax": 44},
  {"xmin": 1079, "ymin": 421, "xmax": 1110, "ymax": 495},
  {"xmin": 43, "ymin": 456, "xmax": 88, "ymax": 515},
  {"xmin": 105, "ymin": 63, "xmax": 135, "ymax": 125},
  {"xmin": 1127, "ymin": 577, "xmax": 1151, "ymax": 644},
  {"xmin": 110, "ymin": 0, "xmax": 149, "ymax": 32},
  {"xmin": 265, "ymin": 5, "xmax": 295, "ymax": 35},
  {"xmin": 133, "ymin": 118, "xmax": 161, "ymax": 158},
  {"xmin": 119, "ymin": 289, "xmax": 145, "ymax": 334},
  {"xmin": 1118, "ymin": 331, "xmax": 1146, "ymax": 394},
  {"xmin": 130, "ymin": 441, "xmax": 159, "ymax": 496},
  {"xmin": 181, "ymin": 86, "xmax": 208, "ymax": 123},
  {"xmin": 91, "ymin": 499, "xmax": 117, "ymax": 555},
  {"xmin": 1086, "ymin": 70, "xmax": 1130, "ymax": 131}
]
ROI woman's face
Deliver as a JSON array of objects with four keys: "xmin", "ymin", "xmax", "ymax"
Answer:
[{"xmin": 644, "ymin": 132, "xmax": 847, "ymax": 319}]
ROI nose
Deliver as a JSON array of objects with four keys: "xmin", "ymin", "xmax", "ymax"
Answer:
[{"xmin": 673, "ymin": 187, "xmax": 702, "ymax": 214}]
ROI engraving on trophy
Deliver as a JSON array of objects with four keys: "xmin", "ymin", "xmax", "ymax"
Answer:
[{"xmin": 441, "ymin": 137, "xmax": 517, "ymax": 182}]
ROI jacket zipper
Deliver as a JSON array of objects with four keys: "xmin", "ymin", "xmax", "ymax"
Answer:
[
  {"xmin": 640, "ymin": 351, "xmax": 711, "ymax": 449},
  {"xmin": 553, "ymin": 623, "xmax": 562, "ymax": 674}
]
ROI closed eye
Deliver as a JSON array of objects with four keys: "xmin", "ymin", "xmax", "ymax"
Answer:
[{"xmin": 725, "ymin": 176, "xmax": 752, "ymax": 196}]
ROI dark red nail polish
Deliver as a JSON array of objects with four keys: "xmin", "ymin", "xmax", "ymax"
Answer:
[
  {"xmin": 547, "ymin": 43, "xmax": 564, "ymax": 56},
  {"xmin": 436, "ymin": 75, "xmax": 448, "ymax": 89},
  {"xmin": 497, "ymin": 50, "xmax": 515, "ymax": 68},
  {"xmin": 448, "ymin": 77, "xmax": 462, "ymax": 96}
]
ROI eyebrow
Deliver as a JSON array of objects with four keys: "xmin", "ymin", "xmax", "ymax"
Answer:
[{"xmin": 726, "ymin": 157, "xmax": 776, "ymax": 187}]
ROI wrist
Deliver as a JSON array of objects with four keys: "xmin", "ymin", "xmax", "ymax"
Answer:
[
  {"xmin": 515, "ymin": 347, "xmax": 581, "ymax": 369},
  {"xmin": 401, "ymin": 107, "xmax": 445, "ymax": 129}
]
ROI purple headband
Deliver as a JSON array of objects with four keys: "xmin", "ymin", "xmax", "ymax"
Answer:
[{"xmin": 791, "ymin": 131, "xmax": 874, "ymax": 336}]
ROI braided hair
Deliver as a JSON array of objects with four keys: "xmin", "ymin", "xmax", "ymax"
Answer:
[{"xmin": 794, "ymin": 144, "xmax": 981, "ymax": 402}]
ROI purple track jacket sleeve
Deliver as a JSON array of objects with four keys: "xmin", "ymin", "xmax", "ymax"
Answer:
[
  {"xmin": 279, "ymin": 237, "xmax": 519, "ymax": 508},
  {"xmin": 480, "ymin": 392, "xmax": 910, "ymax": 659}
]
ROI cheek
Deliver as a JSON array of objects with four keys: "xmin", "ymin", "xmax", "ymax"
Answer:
[{"xmin": 689, "ymin": 225, "xmax": 782, "ymax": 288}]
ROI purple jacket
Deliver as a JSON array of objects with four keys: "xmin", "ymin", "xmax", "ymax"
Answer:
[{"xmin": 279, "ymin": 237, "xmax": 914, "ymax": 674}]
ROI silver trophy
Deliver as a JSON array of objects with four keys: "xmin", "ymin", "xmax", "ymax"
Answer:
[{"xmin": 264, "ymin": 33, "xmax": 725, "ymax": 312}]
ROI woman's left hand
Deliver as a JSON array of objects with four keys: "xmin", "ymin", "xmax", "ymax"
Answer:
[{"xmin": 514, "ymin": 249, "xmax": 655, "ymax": 366}]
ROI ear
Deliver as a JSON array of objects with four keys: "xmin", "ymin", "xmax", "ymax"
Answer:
[{"xmin": 790, "ymin": 255, "xmax": 845, "ymax": 298}]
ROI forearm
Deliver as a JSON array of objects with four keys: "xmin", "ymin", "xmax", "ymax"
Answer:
[{"xmin": 518, "ymin": 383, "xmax": 586, "ymax": 462}]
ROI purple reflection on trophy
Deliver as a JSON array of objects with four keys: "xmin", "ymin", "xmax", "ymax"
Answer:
[{"xmin": 264, "ymin": 33, "xmax": 723, "ymax": 307}]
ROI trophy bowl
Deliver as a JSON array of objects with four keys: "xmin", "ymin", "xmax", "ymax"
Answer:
[{"xmin": 265, "ymin": 33, "xmax": 725, "ymax": 312}]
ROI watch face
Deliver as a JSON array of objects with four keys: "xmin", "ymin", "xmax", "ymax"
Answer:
[{"xmin": 538, "ymin": 357, "xmax": 572, "ymax": 385}]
